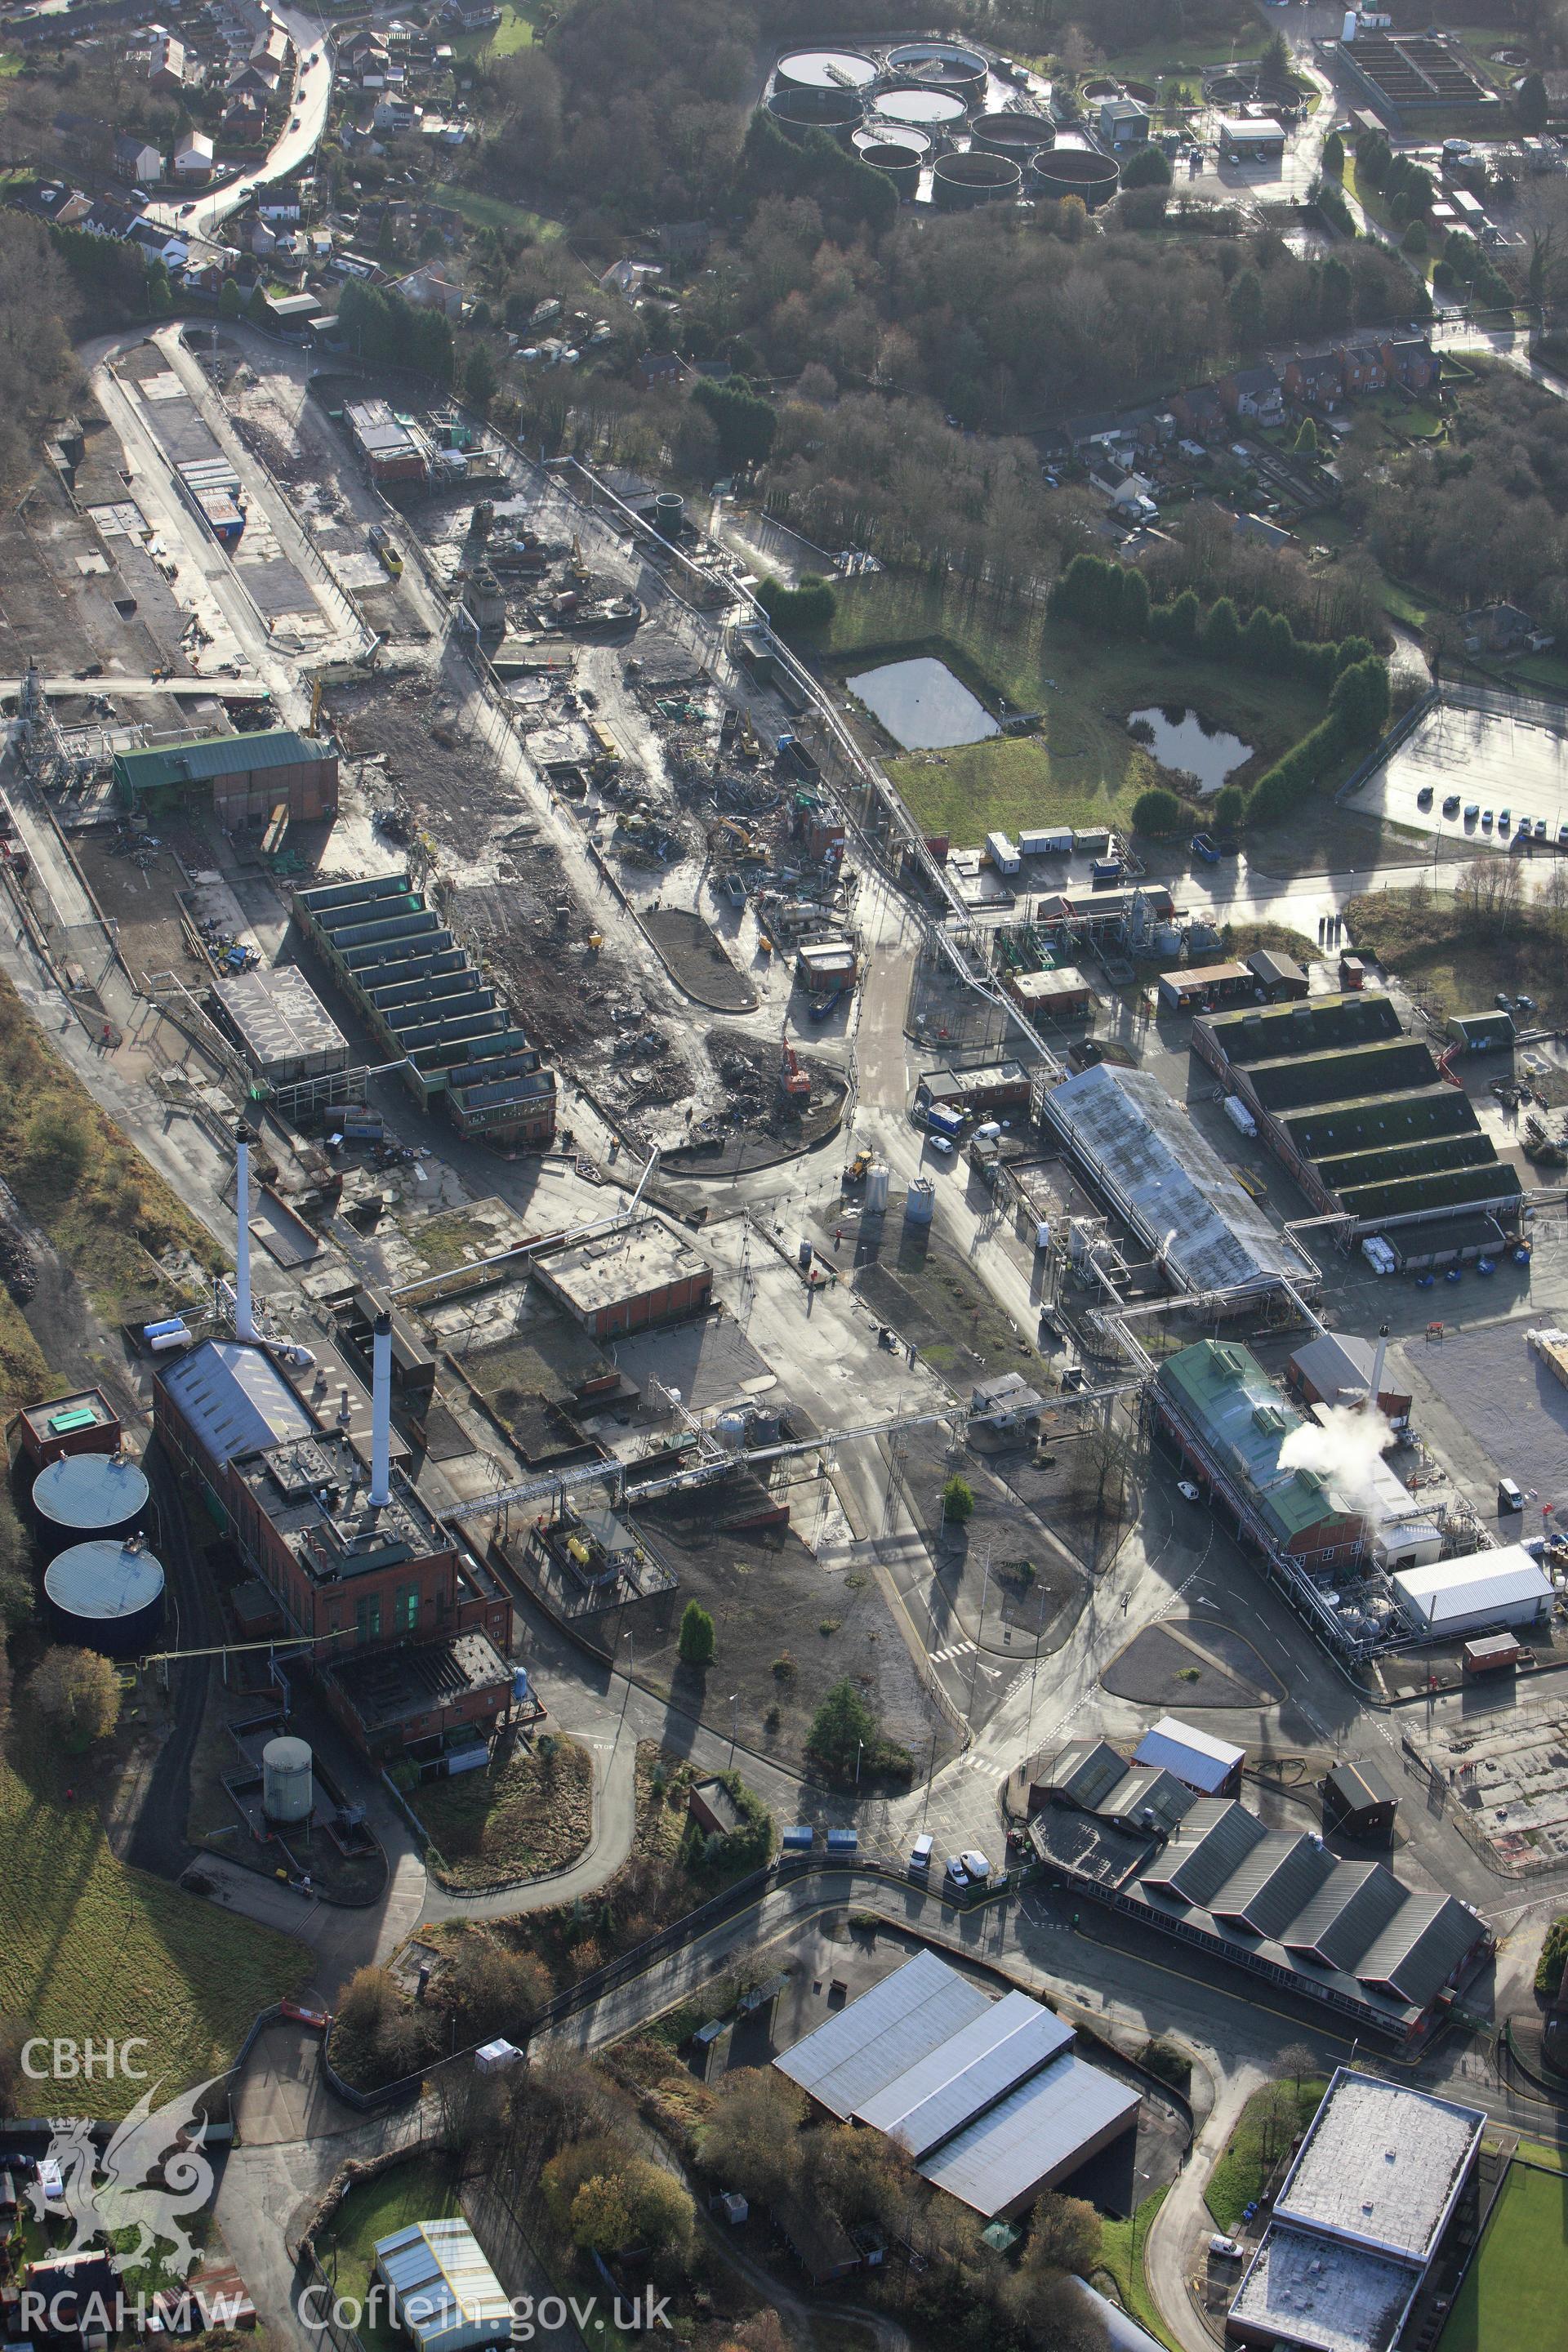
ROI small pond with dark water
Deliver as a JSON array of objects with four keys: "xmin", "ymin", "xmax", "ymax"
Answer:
[
  {"xmin": 848, "ymin": 656, "xmax": 1001, "ymax": 751},
  {"xmin": 1128, "ymin": 705, "xmax": 1254, "ymax": 794}
]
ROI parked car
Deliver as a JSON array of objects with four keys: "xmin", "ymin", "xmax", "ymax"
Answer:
[
  {"xmin": 1210, "ymin": 2236, "xmax": 1242, "ymax": 2260},
  {"xmin": 927, "ymin": 1133, "xmax": 955, "ymax": 1156},
  {"xmin": 960, "ymin": 1850, "xmax": 992, "ymax": 1883},
  {"xmin": 909, "ymin": 1834, "xmax": 934, "ymax": 1878},
  {"xmin": 1177, "ymin": 1480, "xmax": 1202, "ymax": 1503},
  {"xmin": 944, "ymin": 1860, "xmax": 972, "ymax": 1894}
]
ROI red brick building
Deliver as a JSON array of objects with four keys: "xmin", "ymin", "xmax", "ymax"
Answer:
[
  {"xmin": 533, "ymin": 1216, "xmax": 712, "ymax": 1342},
  {"xmin": 155, "ymin": 1338, "xmax": 512, "ymax": 1761}
]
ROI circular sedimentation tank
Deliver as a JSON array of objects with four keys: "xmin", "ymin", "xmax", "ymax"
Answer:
[
  {"xmin": 932, "ymin": 150, "xmax": 1023, "ymax": 210},
  {"xmin": 969, "ymin": 109, "xmax": 1049, "ymax": 158},
  {"xmin": 1123, "ymin": 78, "xmax": 1157, "ymax": 105},
  {"xmin": 1032, "ymin": 145, "xmax": 1120, "ymax": 209},
  {"xmin": 32, "ymin": 1451, "xmax": 149, "ymax": 1556},
  {"xmin": 765, "ymin": 86, "xmax": 863, "ymax": 144},
  {"xmin": 44, "ymin": 1539, "xmax": 164, "ymax": 1658},
  {"xmin": 886, "ymin": 40, "xmax": 990, "ymax": 97},
  {"xmin": 853, "ymin": 122, "xmax": 930, "ymax": 163},
  {"xmin": 857, "ymin": 140, "xmax": 924, "ymax": 194},
  {"xmin": 1082, "ymin": 77, "xmax": 1120, "ymax": 100},
  {"xmin": 874, "ymin": 84, "xmax": 968, "ymax": 133},
  {"xmin": 773, "ymin": 47, "xmax": 879, "ymax": 94}
]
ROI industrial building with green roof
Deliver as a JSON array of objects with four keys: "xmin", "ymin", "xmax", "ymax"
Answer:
[
  {"xmin": 113, "ymin": 729, "xmax": 338, "ymax": 828},
  {"xmin": 1192, "ymin": 991, "xmax": 1520, "ymax": 1233}
]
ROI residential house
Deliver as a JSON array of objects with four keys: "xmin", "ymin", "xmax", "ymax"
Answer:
[
  {"xmin": 1218, "ymin": 364, "xmax": 1283, "ymax": 425},
  {"xmin": 82, "ymin": 198, "xmax": 140, "ymax": 240},
  {"xmin": 1283, "ymin": 349, "xmax": 1345, "ymax": 409},
  {"xmin": 220, "ymin": 92, "xmax": 265, "ymax": 138},
  {"xmin": 130, "ymin": 220, "xmax": 188, "ymax": 268},
  {"xmin": 1381, "ymin": 332, "xmax": 1437, "ymax": 390},
  {"xmin": 114, "ymin": 133, "xmax": 163, "ymax": 184},
  {"xmin": 633, "ymin": 351, "xmax": 684, "ymax": 392},
  {"xmin": 654, "ymin": 220, "xmax": 710, "ymax": 259},
  {"xmin": 1172, "ymin": 383, "xmax": 1227, "ymax": 441},
  {"xmin": 10, "ymin": 180, "xmax": 92, "ymax": 226},
  {"xmin": 391, "ymin": 266, "xmax": 463, "ymax": 320},
  {"xmin": 601, "ymin": 256, "xmax": 662, "ymax": 299},
  {"xmin": 1339, "ymin": 341, "xmax": 1388, "ymax": 394},
  {"xmin": 173, "ymin": 130, "xmax": 216, "ymax": 180},
  {"xmin": 149, "ymin": 32, "xmax": 188, "ymax": 94},
  {"xmin": 1462, "ymin": 601, "xmax": 1555, "ymax": 656},
  {"xmin": 227, "ymin": 60, "xmax": 281, "ymax": 100}
]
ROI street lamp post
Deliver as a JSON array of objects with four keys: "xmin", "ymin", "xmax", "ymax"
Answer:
[{"xmin": 728, "ymin": 1691, "xmax": 738, "ymax": 1767}]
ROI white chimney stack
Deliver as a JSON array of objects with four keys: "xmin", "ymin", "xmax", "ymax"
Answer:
[
  {"xmin": 369, "ymin": 1310, "xmax": 393, "ymax": 1509},
  {"xmin": 1369, "ymin": 1322, "xmax": 1390, "ymax": 1416},
  {"xmin": 234, "ymin": 1126, "xmax": 257, "ymax": 1343}
]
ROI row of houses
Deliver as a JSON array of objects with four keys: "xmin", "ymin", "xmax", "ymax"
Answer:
[{"xmin": 1062, "ymin": 334, "xmax": 1437, "ymax": 462}]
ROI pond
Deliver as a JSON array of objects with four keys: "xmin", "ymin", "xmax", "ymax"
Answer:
[
  {"xmin": 1128, "ymin": 705, "xmax": 1254, "ymax": 795},
  {"xmin": 848, "ymin": 656, "xmax": 1001, "ymax": 751}
]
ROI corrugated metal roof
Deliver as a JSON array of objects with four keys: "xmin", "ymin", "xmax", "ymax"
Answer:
[
  {"xmin": 1043, "ymin": 1063, "xmax": 1302, "ymax": 1295},
  {"xmin": 1053, "ymin": 1738, "xmax": 1128, "ymax": 1809},
  {"xmin": 1145, "ymin": 1798, "xmax": 1265, "ymax": 1905},
  {"xmin": 1281, "ymin": 1862, "xmax": 1407, "ymax": 1969},
  {"xmin": 114, "ymin": 730, "xmax": 325, "ymax": 799},
  {"xmin": 160, "ymin": 1339, "xmax": 314, "ymax": 1468},
  {"xmin": 1132, "ymin": 1716, "xmax": 1244, "ymax": 1792},
  {"xmin": 216, "ymin": 966, "xmax": 348, "ymax": 1070},
  {"xmin": 1095, "ymin": 1765, "xmax": 1195, "ymax": 1832},
  {"xmin": 1209, "ymin": 1831, "xmax": 1335, "ymax": 1937},
  {"xmin": 373, "ymin": 2221, "xmax": 511, "ymax": 2352},
  {"xmin": 1202, "ymin": 991, "xmax": 1401, "ymax": 1066},
  {"xmin": 917, "ymin": 2053, "xmax": 1139, "ymax": 2217},
  {"xmin": 1356, "ymin": 1893, "xmax": 1485, "ymax": 2006},
  {"xmin": 854, "ymin": 1990, "xmax": 1072, "ymax": 2158},
  {"xmin": 1392, "ymin": 1547, "xmax": 1552, "ymax": 1629},
  {"xmin": 773, "ymin": 1948, "xmax": 991, "ymax": 2119}
]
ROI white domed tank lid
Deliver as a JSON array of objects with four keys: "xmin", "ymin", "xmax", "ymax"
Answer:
[{"xmin": 262, "ymin": 1734, "xmax": 314, "ymax": 1824}]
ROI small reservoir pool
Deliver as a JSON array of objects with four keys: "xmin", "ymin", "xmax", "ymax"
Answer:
[
  {"xmin": 849, "ymin": 657, "xmax": 1001, "ymax": 751},
  {"xmin": 1129, "ymin": 705, "xmax": 1254, "ymax": 794}
]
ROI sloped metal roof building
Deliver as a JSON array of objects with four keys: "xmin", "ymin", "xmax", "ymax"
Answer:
[
  {"xmin": 774, "ymin": 1954, "xmax": 1140, "ymax": 2219},
  {"xmin": 372, "ymin": 2220, "xmax": 511, "ymax": 2352},
  {"xmin": 1042, "ymin": 1062, "xmax": 1317, "ymax": 1302}
]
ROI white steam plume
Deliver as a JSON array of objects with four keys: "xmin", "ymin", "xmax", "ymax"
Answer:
[{"xmin": 1277, "ymin": 1401, "xmax": 1395, "ymax": 1517}]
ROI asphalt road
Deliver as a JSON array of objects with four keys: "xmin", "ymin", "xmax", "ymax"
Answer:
[{"xmin": 145, "ymin": 6, "xmax": 333, "ymax": 242}]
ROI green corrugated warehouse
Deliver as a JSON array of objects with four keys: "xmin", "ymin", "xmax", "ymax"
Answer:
[{"xmin": 112, "ymin": 730, "xmax": 338, "ymax": 827}]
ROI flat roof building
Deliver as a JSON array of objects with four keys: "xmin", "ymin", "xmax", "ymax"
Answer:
[
  {"xmin": 1007, "ymin": 964, "xmax": 1094, "ymax": 1020},
  {"xmin": 11, "ymin": 1387, "xmax": 121, "ymax": 1469},
  {"xmin": 535, "ymin": 1214, "xmax": 712, "ymax": 1341},
  {"xmin": 215, "ymin": 965, "xmax": 350, "ymax": 1087},
  {"xmin": 346, "ymin": 398, "xmax": 426, "ymax": 483},
  {"xmin": 1227, "ymin": 2069, "xmax": 1485, "ymax": 2352},
  {"xmin": 773, "ymin": 1951, "xmax": 1139, "ymax": 2221}
]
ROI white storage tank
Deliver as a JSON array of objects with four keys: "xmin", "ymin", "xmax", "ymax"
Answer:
[
  {"xmin": 714, "ymin": 1409, "xmax": 749, "ymax": 1449},
  {"xmin": 865, "ymin": 1162, "xmax": 890, "ymax": 1213},
  {"xmin": 905, "ymin": 1178, "xmax": 936, "ymax": 1226},
  {"xmin": 1343, "ymin": 8, "xmax": 1357, "ymax": 38},
  {"xmin": 262, "ymin": 1735, "xmax": 314, "ymax": 1824}
]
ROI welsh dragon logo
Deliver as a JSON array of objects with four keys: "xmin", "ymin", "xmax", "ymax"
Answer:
[{"xmin": 26, "ymin": 2077, "xmax": 222, "ymax": 2279}]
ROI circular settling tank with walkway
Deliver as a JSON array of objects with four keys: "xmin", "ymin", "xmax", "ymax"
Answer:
[
  {"xmin": 873, "ymin": 84, "xmax": 969, "ymax": 134},
  {"xmin": 1032, "ymin": 147, "xmax": 1121, "ymax": 209},
  {"xmin": 856, "ymin": 140, "xmax": 925, "ymax": 195},
  {"xmin": 886, "ymin": 41, "xmax": 990, "ymax": 98},
  {"xmin": 773, "ymin": 47, "xmax": 880, "ymax": 93},
  {"xmin": 43, "ymin": 1538, "xmax": 165, "ymax": 1657},
  {"xmin": 969, "ymin": 110, "xmax": 1051, "ymax": 158}
]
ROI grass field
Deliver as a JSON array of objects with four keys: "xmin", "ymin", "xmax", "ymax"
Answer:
[
  {"xmin": 1441, "ymin": 2162, "xmax": 1568, "ymax": 2352},
  {"xmin": 1098, "ymin": 2186, "xmax": 1178, "ymax": 2351},
  {"xmin": 450, "ymin": 1, "xmax": 539, "ymax": 57},
  {"xmin": 1347, "ymin": 886, "xmax": 1568, "ymax": 1027},
  {"xmin": 1206, "ymin": 2078, "xmax": 1326, "ymax": 2236},
  {"xmin": 0, "ymin": 1749, "xmax": 309, "ymax": 2117},
  {"xmin": 414, "ymin": 1733, "xmax": 592, "ymax": 1891},
  {"xmin": 316, "ymin": 2154, "xmax": 463, "ymax": 2352},
  {"xmin": 823, "ymin": 572, "xmax": 1325, "ymax": 845},
  {"xmin": 429, "ymin": 180, "xmax": 562, "ymax": 240}
]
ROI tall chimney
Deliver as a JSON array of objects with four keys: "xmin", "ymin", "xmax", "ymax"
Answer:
[
  {"xmin": 369, "ymin": 1310, "xmax": 393, "ymax": 1509},
  {"xmin": 234, "ymin": 1125, "xmax": 257, "ymax": 1343},
  {"xmin": 1369, "ymin": 1322, "xmax": 1390, "ymax": 1416}
]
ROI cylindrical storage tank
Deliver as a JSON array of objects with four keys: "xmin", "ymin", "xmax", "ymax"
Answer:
[
  {"xmin": 654, "ymin": 490, "xmax": 684, "ymax": 537},
  {"xmin": 1082, "ymin": 77, "xmax": 1120, "ymax": 100},
  {"xmin": 905, "ymin": 1178, "xmax": 936, "ymax": 1227},
  {"xmin": 1032, "ymin": 146, "xmax": 1120, "ymax": 211},
  {"xmin": 262, "ymin": 1735, "xmax": 314, "ymax": 1825},
  {"xmin": 865, "ymin": 1163, "xmax": 890, "ymax": 1213},
  {"xmin": 773, "ymin": 47, "xmax": 878, "ymax": 94},
  {"xmin": 853, "ymin": 122, "xmax": 929, "ymax": 163},
  {"xmin": 873, "ymin": 85, "xmax": 968, "ymax": 136},
  {"xmin": 714, "ymin": 1409, "xmax": 749, "ymax": 1449},
  {"xmin": 765, "ymin": 86, "xmax": 863, "ymax": 145},
  {"xmin": 32, "ymin": 1452, "xmax": 150, "ymax": 1557},
  {"xmin": 1342, "ymin": 7, "xmax": 1357, "ymax": 39},
  {"xmin": 44, "ymin": 1539, "xmax": 164, "ymax": 1659},
  {"xmin": 969, "ymin": 109, "xmax": 1049, "ymax": 159},
  {"xmin": 857, "ymin": 140, "xmax": 923, "ymax": 195},
  {"xmin": 1122, "ymin": 79, "xmax": 1157, "ymax": 105},
  {"xmin": 933, "ymin": 150, "xmax": 1023, "ymax": 209},
  {"xmin": 886, "ymin": 41, "xmax": 989, "ymax": 100}
]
